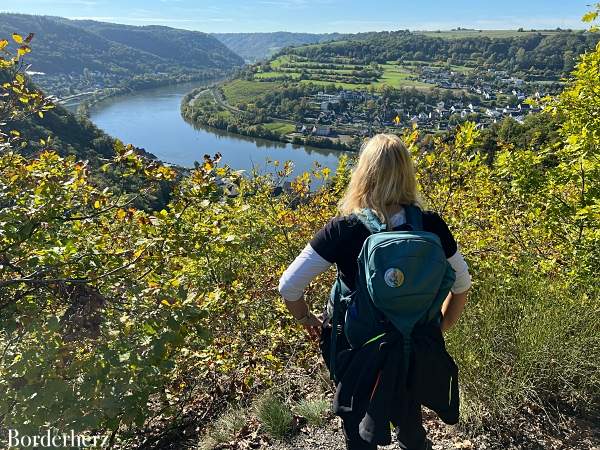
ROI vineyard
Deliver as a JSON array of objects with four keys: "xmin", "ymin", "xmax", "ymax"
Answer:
[
  {"xmin": 1, "ymin": 13, "xmax": 600, "ymax": 450},
  {"xmin": 254, "ymin": 55, "xmax": 435, "ymax": 90}
]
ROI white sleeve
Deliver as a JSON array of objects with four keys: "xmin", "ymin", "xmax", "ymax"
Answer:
[
  {"xmin": 278, "ymin": 244, "xmax": 333, "ymax": 301},
  {"xmin": 447, "ymin": 250, "xmax": 472, "ymax": 294}
]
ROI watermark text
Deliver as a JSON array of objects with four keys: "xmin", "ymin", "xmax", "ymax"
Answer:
[{"xmin": 6, "ymin": 429, "xmax": 109, "ymax": 448}]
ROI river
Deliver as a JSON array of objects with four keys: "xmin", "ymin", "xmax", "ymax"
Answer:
[{"xmin": 88, "ymin": 82, "xmax": 344, "ymax": 178}]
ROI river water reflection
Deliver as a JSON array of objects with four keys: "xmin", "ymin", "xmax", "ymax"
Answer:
[{"xmin": 89, "ymin": 82, "xmax": 345, "ymax": 178}]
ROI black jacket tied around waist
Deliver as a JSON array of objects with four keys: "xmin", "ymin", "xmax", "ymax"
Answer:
[{"xmin": 330, "ymin": 324, "xmax": 459, "ymax": 446}]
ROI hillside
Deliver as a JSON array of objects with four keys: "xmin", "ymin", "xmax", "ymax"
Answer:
[
  {"xmin": 0, "ymin": 14, "xmax": 245, "ymax": 96},
  {"xmin": 213, "ymin": 32, "xmax": 345, "ymax": 62},
  {"xmin": 14, "ymin": 104, "xmax": 173, "ymax": 209},
  {"xmin": 0, "ymin": 65, "xmax": 172, "ymax": 210},
  {"xmin": 2, "ymin": 6, "xmax": 600, "ymax": 448}
]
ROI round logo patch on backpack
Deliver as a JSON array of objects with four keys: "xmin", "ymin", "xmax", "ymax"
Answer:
[{"xmin": 384, "ymin": 268, "xmax": 405, "ymax": 288}]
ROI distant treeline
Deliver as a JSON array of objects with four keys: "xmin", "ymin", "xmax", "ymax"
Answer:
[{"xmin": 284, "ymin": 31, "xmax": 599, "ymax": 78}]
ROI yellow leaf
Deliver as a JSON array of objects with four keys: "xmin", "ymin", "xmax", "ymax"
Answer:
[
  {"xmin": 94, "ymin": 200, "xmax": 101, "ymax": 209},
  {"xmin": 116, "ymin": 209, "xmax": 127, "ymax": 220},
  {"xmin": 583, "ymin": 11, "xmax": 599, "ymax": 23},
  {"xmin": 0, "ymin": 39, "xmax": 8, "ymax": 50},
  {"xmin": 17, "ymin": 46, "xmax": 31, "ymax": 56},
  {"xmin": 12, "ymin": 33, "xmax": 23, "ymax": 44}
]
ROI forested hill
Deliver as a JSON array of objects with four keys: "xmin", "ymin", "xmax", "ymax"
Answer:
[
  {"xmin": 0, "ymin": 14, "xmax": 245, "ymax": 94},
  {"xmin": 67, "ymin": 20, "xmax": 245, "ymax": 70},
  {"xmin": 213, "ymin": 32, "xmax": 345, "ymax": 62},
  {"xmin": 284, "ymin": 30, "xmax": 600, "ymax": 78}
]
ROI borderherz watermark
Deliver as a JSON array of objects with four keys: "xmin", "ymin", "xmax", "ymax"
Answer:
[{"xmin": 6, "ymin": 429, "xmax": 109, "ymax": 448}]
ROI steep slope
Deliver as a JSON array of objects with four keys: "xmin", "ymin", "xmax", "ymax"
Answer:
[
  {"xmin": 213, "ymin": 31, "xmax": 345, "ymax": 62},
  {"xmin": 68, "ymin": 20, "xmax": 244, "ymax": 70},
  {"xmin": 11, "ymin": 101, "xmax": 173, "ymax": 209}
]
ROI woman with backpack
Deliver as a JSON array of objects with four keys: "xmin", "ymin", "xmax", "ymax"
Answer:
[{"xmin": 278, "ymin": 134, "xmax": 472, "ymax": 450}]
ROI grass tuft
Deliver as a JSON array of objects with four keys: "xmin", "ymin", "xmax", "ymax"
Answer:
[
  {"xmin": 254, "ymin": 392, "xmax": 294, "ymax": 440},
  {"xmin": 293, "ymin": 398, "xmax": 330, "ymax": 427},
  {"xmin": 198, "ymin": 407, "xmax": 247, "ymax": 448}
]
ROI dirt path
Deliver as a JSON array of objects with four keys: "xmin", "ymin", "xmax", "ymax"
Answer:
[{"xmin": 268, "ymin": 413, "xmax": 489, "ymax": 450}]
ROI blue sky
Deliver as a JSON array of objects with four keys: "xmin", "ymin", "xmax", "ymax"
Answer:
[{"xmin": 1, "ymin": 0, "xmax": 591, "ymax": 33}]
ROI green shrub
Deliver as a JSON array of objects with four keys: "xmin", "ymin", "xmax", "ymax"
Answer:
[{"xmin": 447, "ymin": 269, "xmax": 600, "ymax": 426}]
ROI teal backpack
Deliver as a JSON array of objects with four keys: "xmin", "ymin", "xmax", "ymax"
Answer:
[{"xmin": 328, "ymin": 205, "xmax": 456, "ymax": 380}]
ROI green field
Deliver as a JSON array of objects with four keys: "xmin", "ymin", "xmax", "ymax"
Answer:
[
  {"xmin": 262, "ymin": 122, "xmax": 295, "ymax": 134},
  {"xmin": 222, "ymin": 80, "xmax": 282, "ymax": 105},
  {"xmin": 298, "ymin": 79, "xmax": 372, "ymax": 90},
  {"xmin": 394, "ymin": 60, "xmax": 475, "ymax": 73},
  {"xmin": 254, "ymin": 71, "xmax": 300, "ymax": 80},
  {"xmin": 270, "ymin": 55, "xmax": 295, "ymax": 68},
  {"xmin": 253, "ymin": 56, "xmax": 442, "ymax": 91},
  {"xmin": 374, "ymin": 64, "xmax": 433, "ymax": 89},
  {"xmin": 449, "ymin": 64, "xmax": 475, "ymax": 74}
]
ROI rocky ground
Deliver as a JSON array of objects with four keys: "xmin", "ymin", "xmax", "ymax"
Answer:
[
  {"xmin": 190, "ymin": 366, "xmax": 599, "ymax": 450},
  {"xmin": 222, "ymin": 410, "xmax": 600, "ymax": 450}
]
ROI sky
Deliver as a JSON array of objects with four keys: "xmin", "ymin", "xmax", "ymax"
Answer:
[{"xmin": 1, "ymin": 0, "xmax": 591, "ymax": 34}]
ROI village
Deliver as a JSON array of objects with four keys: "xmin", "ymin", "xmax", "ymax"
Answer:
[{"xmin": 291, "ymin": 65, "xmax": 550, "ymax": 141}]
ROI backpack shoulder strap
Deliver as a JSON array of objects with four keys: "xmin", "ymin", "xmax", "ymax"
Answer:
[
  {"xmin": 329, "ymin": 274, "xmax": 351, "ymax": 381},
  {"xmin": 356, "ymin": 208, "xmax": 386, "ymax": 234},
  {"xmin": 404, "ymin": 204, "xmax": 423, "ymax": 231}
]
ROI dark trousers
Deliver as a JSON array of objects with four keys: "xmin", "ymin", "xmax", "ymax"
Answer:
[{"xmin": 342, "ymin": 400, "xmax": 426, "ymax": 450}]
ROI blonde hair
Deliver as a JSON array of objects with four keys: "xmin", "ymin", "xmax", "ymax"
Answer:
[{"xmin": 338, "ymin": 134, "xmax": 420, "ymax": 224}]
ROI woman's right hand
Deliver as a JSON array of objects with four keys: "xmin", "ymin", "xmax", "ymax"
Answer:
[{"xmin": 299, "ymin": 312, "xmax": 323, "ymax": 341}]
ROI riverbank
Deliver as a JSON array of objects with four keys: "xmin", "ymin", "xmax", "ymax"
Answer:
[{"xmin": 180, "ymin": 86, "xmax": 360, "ymax": 153}]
